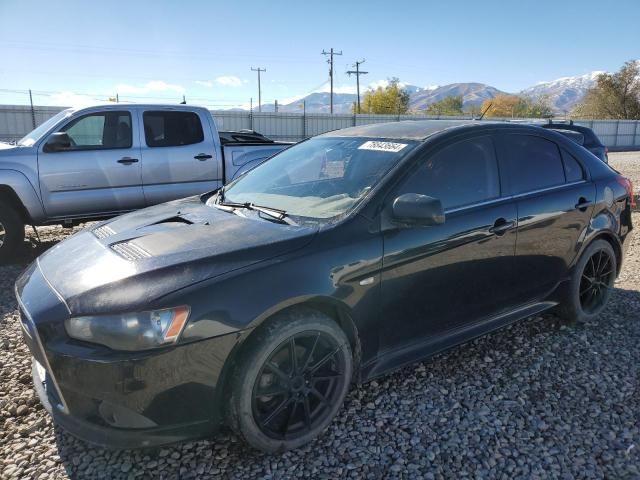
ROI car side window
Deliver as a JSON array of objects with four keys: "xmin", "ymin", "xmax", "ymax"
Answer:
[
  {"xmin": 143, "ymin": 111, "xmax": 204, "ymax": 147},
  {"xmin": 561, "ymin": 150, "xmax": 585, "ymax": 183},
  {"xmin": 61, "ymin": 111, "xmax": 132, "ymax": 150},
  {"xmin": 395, "ymin": 136, "xmax": 500, "ymax": 210},
  {"xmin": 500, "ymin": 135, "xmax": 565, "ymax": 194}
]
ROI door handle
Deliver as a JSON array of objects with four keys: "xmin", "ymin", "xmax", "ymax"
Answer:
[
  {"xmin": 575, "ymin": 197, "xmax": 593, "ymax": 211},
  {"xmin": 489, "ymin": 218, "xmax": 515, "ymax": 236},
  {"xmin": 194, "ymin": 153, "xmax": 213, "ymax": 161},
  {"xmin": 117, "ymin": 157, "xmax": 139, "ymax": 165}
]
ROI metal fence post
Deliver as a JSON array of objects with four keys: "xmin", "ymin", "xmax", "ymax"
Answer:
[
  {"xmin": 614, "ymin": 120, "xmax": 620, "ymax": 147},
  {"xmin": 633, "ymin": 121, "xmax": 640, "ymax": 148}
]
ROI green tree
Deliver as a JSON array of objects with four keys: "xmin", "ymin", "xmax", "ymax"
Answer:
[
  {"xmin": 425, "ymin": 95, "xmax": 464, "ymax": 116},
  {"xmin": 572, "ymin": 61, "xmax": 640, "ymax": 119},
  {"xmin": 357, "ymin": 78, "xmax": 410, "ymax": 114}
]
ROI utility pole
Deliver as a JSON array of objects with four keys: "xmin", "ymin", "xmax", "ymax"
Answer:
[
  {"xmin": 321, "ymin": 48, "xmax": 342, "ymax": 114},
  {"xmin": 251, "ymin": 67, "xmax": 266, "ymax": 112},
  {"xmin": 346, "ymin": 59, "xmax": 368, "ymax": 114}
]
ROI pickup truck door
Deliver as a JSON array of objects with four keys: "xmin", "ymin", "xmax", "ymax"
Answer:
[
  {"xmin": 138, "ymin": 108, "xmax": 220, "ymax": 205},
  {"xmin": 38, "ymin": 110, "xmax": 145, "ymax": 218}
]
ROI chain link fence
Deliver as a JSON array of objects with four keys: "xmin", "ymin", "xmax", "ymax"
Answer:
[{"xmin": 1, "ymin": 104, "xmax": 639, "ymax": 149}]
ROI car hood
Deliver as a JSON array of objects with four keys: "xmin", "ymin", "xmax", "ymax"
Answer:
[
  {"xmin": 36, "ymin": 196, "xmax": 318, "ymax": 315},
  {"xmin": 0, "ymin": 142, "xmax": 18, "ymax": 150}
]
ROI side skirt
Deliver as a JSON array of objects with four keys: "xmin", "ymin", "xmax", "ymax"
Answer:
[{"xmin": 361, "ymin": 300, "xmax": 557, "ymax": 381}]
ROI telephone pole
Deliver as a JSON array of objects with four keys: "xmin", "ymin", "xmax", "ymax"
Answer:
[
  {"xmin": 321, "ymin": 48, "xmax": 342, "ymax": 114},
  {"xmin": 251, "ymin": 67, "xmax": 266, "ymax": 112},
  {"xmin": 346, "ymin": 59, "xmax": 368, "ymax": 114}
]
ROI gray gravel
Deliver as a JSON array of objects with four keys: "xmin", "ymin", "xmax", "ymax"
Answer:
[{"xmin": 1, "ymin": 153, "xmax": 640, "ymax": 479}]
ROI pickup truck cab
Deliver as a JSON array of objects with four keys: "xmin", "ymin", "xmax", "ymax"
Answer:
[{"xmin": 0, "ymin": 104, "xmax": 290, "ymax": 260}]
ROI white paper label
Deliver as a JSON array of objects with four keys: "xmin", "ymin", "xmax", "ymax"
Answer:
[{"xmin": 358, "ymin": 141, "xmax": 408, "ymax": 153}]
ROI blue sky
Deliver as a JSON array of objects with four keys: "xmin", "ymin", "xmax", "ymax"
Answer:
[{"xmin": 1, "ymin": 0, "xmax": 638, "ymax": 108}]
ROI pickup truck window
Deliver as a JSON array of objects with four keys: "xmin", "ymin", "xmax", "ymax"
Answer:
[
  {"xmin": 143, "ymin": 111, "xmax": 204, "ymax": 148},
  {"xmin": 61, "ymin": 111, "xmax": 132, "ymax": 150}
]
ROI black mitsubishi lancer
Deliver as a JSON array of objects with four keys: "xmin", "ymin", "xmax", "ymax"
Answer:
[{"xmin": 16, "ymin": 120, "xmax": 633, "ymax": 452}]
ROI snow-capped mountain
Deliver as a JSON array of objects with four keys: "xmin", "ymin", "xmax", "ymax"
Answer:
[
  {"xmin": 410, "ymin": 83, "xmax": 507, "ymax": 110},
  {"xmin": 520, "ymin": 71, "xmax": 605, "ymax": 113},
  {"xmin": 254, "ymin": 70, "xmax": 610, "ymax": 114}
]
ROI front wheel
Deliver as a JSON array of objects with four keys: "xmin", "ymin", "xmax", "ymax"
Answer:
[
  {"xmin": 229, "ymin": 309, "xmax": 352, "ymax": 453},
  {"xmin": 557, "ymin": 239, "xmax": 617, "ymax": 324}
]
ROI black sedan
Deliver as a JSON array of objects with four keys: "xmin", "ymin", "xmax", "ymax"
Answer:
[{"xmin": 16, "ymin": 121, "xmax": 633, "ymax": 452}]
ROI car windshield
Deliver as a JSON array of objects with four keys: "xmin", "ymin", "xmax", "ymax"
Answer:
[
  {"xmin": 221, "ymin": 136, "xmax": 418, "ymax": 220},
  {"xmin": 17, "ymin": 110, "xmax": 72, "ymax": 147}
]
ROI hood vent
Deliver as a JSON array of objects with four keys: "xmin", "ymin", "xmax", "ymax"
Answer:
[
  {"xmin": 111, "ymin": 241, "xmax": 151, "ymax": 261},
  {"xmin": 94, "ymin": 225, "xmax": 116, "ymax": 239}
]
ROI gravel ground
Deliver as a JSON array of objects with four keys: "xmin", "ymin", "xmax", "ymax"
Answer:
[
  {"xmin": 1, "ymin": 152, "xmax": 640, "ymax": 479},
  {"xmin": 610, "ymin": 151, "xmax": 640, "ymax": 189}
]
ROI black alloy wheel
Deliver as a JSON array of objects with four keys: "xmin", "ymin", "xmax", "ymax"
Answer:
[
  {"xmin": 579, "ymin": 248, "xmax": 615, "ymax": 315},
  {"xmin": 229, "ymin": 309, "xmax": 352, "ymax": 452},
  {"xmin": 251, "ymin": 331, "xmax": 347, "ymax": 440},
  {"xmin": 557, "ymin": 239, "xmax": 617, "ymax": 324}
]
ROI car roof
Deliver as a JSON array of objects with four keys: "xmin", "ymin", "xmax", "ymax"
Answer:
[{"xmin": 319, "ymin": 119, "xmax": 542, "ymax": 142}]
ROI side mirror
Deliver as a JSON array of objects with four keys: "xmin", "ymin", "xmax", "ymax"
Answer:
[
  {"xmin": 43, "ymin": 132, "xmax": 72, "ymax": 153},
  {"xmin": 392, "ymin": 193, "xmax": 445, "ymax": 225}
]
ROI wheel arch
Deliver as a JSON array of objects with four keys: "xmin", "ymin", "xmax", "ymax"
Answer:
[{"xmin": 0, "ymin": 184, "xmax": 32, "ymax": 224}]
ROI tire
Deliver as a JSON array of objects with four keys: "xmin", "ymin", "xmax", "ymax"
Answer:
[
  {"xmin": 0, "ymin": 201, "xmax": 25, "ymax": 263},
  {"xmin": 228, "ymin": 308, "xmax": 353, "ymax": 453},
  {"xmin": 557, "ymin": 239, "xmax": 616, "ymax": 324}
]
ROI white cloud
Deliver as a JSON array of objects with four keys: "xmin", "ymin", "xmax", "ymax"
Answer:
[
  {"xmin": 195, "ymin": 80, "xmax": 214, "ymax": 88},
  {"xmin": 45, "ymin": 91, "xmax": 104, "ymax": 107},
  {"xmin": 215, "ymin": 76, "xmax": 243, "ymax": 87},
  {"xmin": 113, "ymin": 80, "xmax": 185, "ymax": 95}
]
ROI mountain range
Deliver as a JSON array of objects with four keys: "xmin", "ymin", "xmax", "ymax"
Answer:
[{"xmin": 257, "ymin": 70, "xmax": 604, "ymax": 114}]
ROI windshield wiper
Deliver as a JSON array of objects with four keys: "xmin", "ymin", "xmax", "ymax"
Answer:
[{"xmin": 217, "ymin": 200, "xmax": 297, "ymax": 226}]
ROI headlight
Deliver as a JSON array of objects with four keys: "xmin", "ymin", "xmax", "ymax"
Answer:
[{"xmin": 64, "ymin": 306, "xmax": 190, "ymax": 351}]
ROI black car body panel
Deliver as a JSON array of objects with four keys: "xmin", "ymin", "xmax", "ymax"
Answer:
[{"xmin": 15, "ymin": 121, "xmax": 632, "ymax": 448}]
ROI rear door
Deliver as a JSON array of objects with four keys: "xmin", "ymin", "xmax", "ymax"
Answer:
[
  {"xmin": 380, "ymin": 135, "xmax": 518, "ymax": 354},
  {"xmin": 496, "ymin": 133, "xmax": 595, "ymax": 303},
  {"xmin": 139, "ymin": 109, "xmax": 220, "ymax": 205},
  {"xmin": 38, "ymin": 109, "xmax": 144, "ymax": 217}
]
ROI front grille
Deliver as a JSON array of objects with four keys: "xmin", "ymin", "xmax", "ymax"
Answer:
[
  {"xmin": 111, "ymin": 242, "xmax": 151, "ymax": 261},
  {"xmin": 93, "ymin": 225, "xmax": 115, "ymax": 239}
]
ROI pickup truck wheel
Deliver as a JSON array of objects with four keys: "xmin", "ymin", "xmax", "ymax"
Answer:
[
  {"xmin": 228, "ymin": 309, "xmax": 352, "ymax": 453},
  {"xmin": 0, "ymin": 202, "xmax": 25, "ymax": 262}
]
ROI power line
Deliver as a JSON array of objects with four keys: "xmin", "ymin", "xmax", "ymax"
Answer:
[
  {"xmin": 251, "ymin": 67, "xmax": 266, "ymax": 112},
  {"xmin": 321, "ymin": 48, "xmax": 343, "ymax": 114},
  {"xmin": 347, "ymin": 59, "xmax": 369, "ymax": 114}
]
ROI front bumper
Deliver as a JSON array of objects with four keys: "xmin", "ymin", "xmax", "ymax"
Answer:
[
  {"xmin": 16, "ymin": 261, "xmax": 240, "ymax": 449},
  {"xmin": 31, "ymin": 358, "xmax": 217, "ymax": 449}
]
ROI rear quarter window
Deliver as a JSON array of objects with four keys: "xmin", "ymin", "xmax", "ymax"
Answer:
[{"xmin": 499, "ymin": 134, "xmax": 565, "ymax": 195}]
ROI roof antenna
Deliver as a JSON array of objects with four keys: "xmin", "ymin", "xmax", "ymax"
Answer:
[{"xmin": 477, "ymin": 102, "xmax": 492, "ymax": 121}]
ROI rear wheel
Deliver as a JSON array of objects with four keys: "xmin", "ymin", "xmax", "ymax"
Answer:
[
  {"xmin": 0, "ymin": 202, "xmax": 25, "ymax": 263},
  {"xmin": 557, "ymin": 239, "xmax": 616, "ymax": 324},
  {"xmin": 229, "ymin": 309, "xmax": 352, "ymax": 452}
]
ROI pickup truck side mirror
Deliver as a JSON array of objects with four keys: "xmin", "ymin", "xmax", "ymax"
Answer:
[
  {"xmin": 392, "ymin": 193, "xmax": 445, "ymax": 226},
  {"xmin": 43, "ymin": 132, "xmax": 72, "ymax": 153}
]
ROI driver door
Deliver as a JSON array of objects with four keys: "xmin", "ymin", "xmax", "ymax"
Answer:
[
  {"xmin": 38, "ymin": 110, "xmax": 145, "ymax": 218},
  {"xmin": 379, "ymin": 135, "xmax": 518, "ymax": 356}
]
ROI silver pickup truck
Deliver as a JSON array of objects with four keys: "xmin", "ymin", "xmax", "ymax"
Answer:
[{"xmin": 0, "ymin": 104, "xmax": 290, "ymax": 260}]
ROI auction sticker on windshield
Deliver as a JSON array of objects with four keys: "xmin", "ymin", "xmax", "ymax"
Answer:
[{"xmin": 358, "ymin": 141, "xmax": 408, "ymax": 153}]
